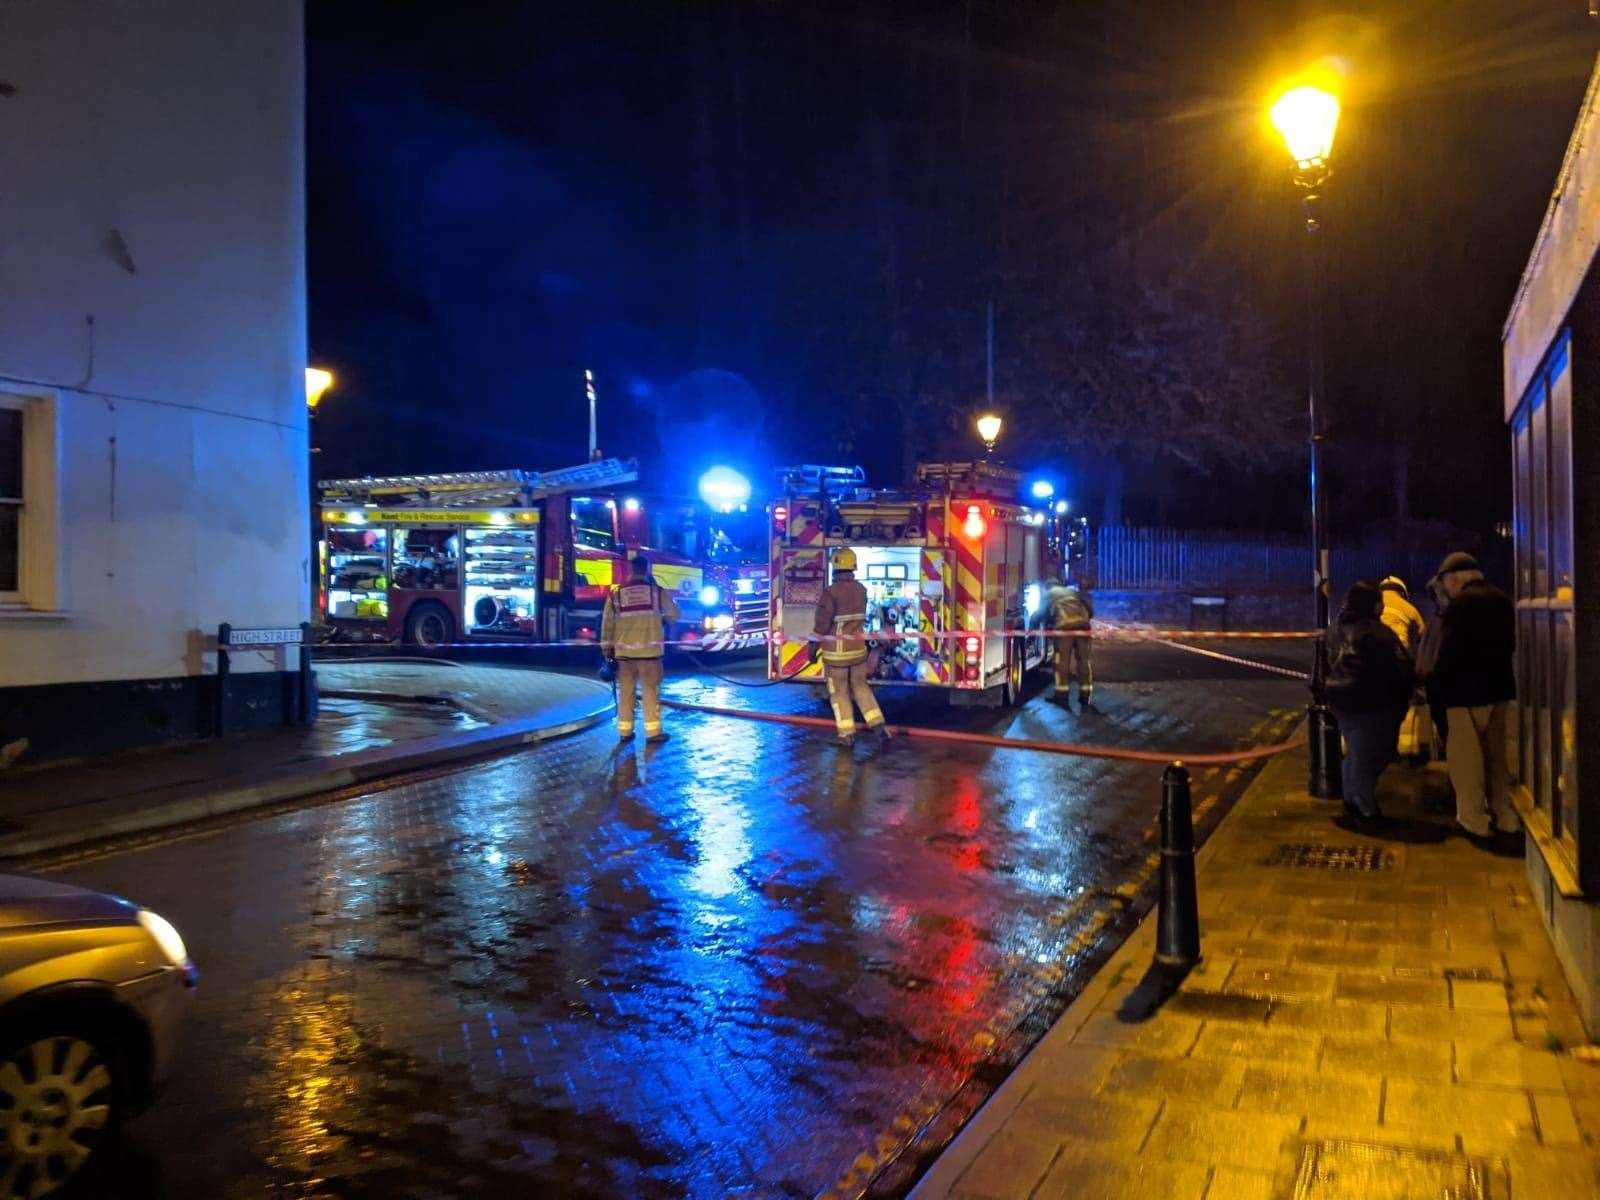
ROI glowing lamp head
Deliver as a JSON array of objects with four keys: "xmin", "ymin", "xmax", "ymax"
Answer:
[
  {"xmin": 975, "ymin": 413, "xmax": 1003, "ymax": 447},
  {"xmin": 305, "ymin": 366, "xmax": 334, "ymax": 410},
  {"xmin": 1029, "ymin": 479, "xmax": 1054, "ymax": 500},
  {"xmin": 1270, "ymin": 84, "xmax": 1340, "ymax": 171},
  {"xmin": 623, "ymin": 497, "xmax": 641, "ymax": 513},
  {"xmin": 698, "ymin": 466, "xmax": 751, "ymax": 513},
  {"xmin": 1054, "ymin": 499, "xmax": 1069, "ymax": 515}
]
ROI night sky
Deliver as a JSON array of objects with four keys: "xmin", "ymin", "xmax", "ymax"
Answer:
[{"xmin": 307, "ymin": 1, "xmax": 1598, "ymax": 535}]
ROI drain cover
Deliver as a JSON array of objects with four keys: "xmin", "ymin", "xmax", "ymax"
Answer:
[
  {"xmin": 1264, "ymin": 843, "xmax": 1394, "ymax": 871},
  {"xmin": 1293, "ymin": 1139, "xmax": 1492, "ymax": 1199}
]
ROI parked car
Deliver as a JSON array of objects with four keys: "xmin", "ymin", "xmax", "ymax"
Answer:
[{"xmin": 0, "ymin": 874, "xmax": 196, "ymax": 1196}]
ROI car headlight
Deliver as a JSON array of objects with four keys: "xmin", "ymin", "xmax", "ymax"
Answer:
[
  {"xmin": 698, "ymin": 585, "xmax": 720, "ymax": 607},
  {"xmin": 138, "ymin": 909, "xmax": 190, "ymax": 966}
]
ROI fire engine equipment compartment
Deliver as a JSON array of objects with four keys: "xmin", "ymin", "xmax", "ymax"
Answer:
[
  {"xmin": 853, "ymin": 546, "xmax": 939, "ymax": 681},
  {"xmin": 464, "ymin": 524, "xmax": 538, "ymax": 634}
]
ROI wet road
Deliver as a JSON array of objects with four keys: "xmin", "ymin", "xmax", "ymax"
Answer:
[{"xmin": 48, "ymin": 643, "xmax": 1304, "ymax": 1199}]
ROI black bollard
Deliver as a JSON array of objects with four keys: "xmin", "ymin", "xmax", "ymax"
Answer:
[
  {"xmin": 1307, "ymin": 702, "xmax": 1343, "ymax": 800},
  {"xmin": 1155, "ymin": 761, "xmax": 1201, "ymax": 970}
]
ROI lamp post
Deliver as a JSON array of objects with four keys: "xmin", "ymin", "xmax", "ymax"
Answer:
[
  {"xmin": 1270, "ymin": 82, "xmax": 1343, "ymax": 799},
  {"xmin": 305, "ymin": 366, "xmax": 334, "ymax": 619},
  {"xmin": 976, "ymin": 412, "xmax": 1003, "ymax": 459}
]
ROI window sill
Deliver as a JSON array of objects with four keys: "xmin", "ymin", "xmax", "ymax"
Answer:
[
  {"xmin": 0, "ymin": 606, "xmax": 69, "ymax": 621},
  {"xmin": 1512, "ymin": 783, "xmax": 1584, "ymax": 898}
]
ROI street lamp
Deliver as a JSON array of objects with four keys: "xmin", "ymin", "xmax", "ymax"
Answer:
[
  {"xmin": 1270, "ymin": 79, "xmax": 1343, "ymax": 800},
  {"xmin": 976, "ymin": 412, "xmax": 1003, "ymax": 457},
  {"xmin": 305, "ymin": 367, "xmax": 335, "ymax": 411}
]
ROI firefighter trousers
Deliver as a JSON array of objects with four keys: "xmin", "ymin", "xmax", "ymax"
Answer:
[
  {"xmin": 1053, "ymin": 631, "xmax": 1093, "ymax": 699},
  {"xmin": 616, "ymin": 657, "xmax": 664, "ymax": 737},
  {"xmin": 824, "ymin": 661, "xmax": 883, "ymax": 738}
]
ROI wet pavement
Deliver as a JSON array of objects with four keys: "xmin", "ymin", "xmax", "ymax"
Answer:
[{"xmin": 44, "ymin": 645, "xmax": 1304, "ymax": 1199}]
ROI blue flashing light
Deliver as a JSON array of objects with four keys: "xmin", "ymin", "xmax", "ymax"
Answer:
[
  {"xmin": 1029, "ymin": 479, "xmax": 1055, "ymax": 500},
  {"xmin": 698, "ymin": 466, "xmax": 751, "ymax": 513},
  {"xmin": 698, "ymin": 585, "xmax": 721, "ymax": 607}
]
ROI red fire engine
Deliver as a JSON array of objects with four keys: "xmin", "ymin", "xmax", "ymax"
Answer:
[
  {"xmin": 318, "ymin": 458, "xmax": 767, "ymax": 648},
  {"xmin": 767, "ymin": 462, "xmax": 1058, "ymax": 704}
]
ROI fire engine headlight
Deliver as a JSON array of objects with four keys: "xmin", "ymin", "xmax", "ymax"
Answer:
[
  {"xmin": 698, "ymin": 585, "xmax": 720, "ymax": 607},
  {"xmin": 711, "ymin": 615, "xmax": 735, "ymax": 631},
  {"xmin": 1024, "ymin": 584, "xmax": 1042, "ymax": 618}
]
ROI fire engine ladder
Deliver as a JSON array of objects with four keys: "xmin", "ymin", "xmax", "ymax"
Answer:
[
  {"xmin": 913, "ymin": 460, "xmax": 1022, "ymax": 495},
  {"xmin": 318, "ymin": 457, "xmax": 639, "ymax": 508},
  {"xmin": 775, "ymin": 464, "xmax": 865, "ymax": 495}
]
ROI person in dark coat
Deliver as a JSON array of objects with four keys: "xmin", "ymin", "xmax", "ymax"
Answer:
[
  {"xmin": 1325, "ymin": 581, "xmax": 1415, "ymax": 821},
  {"xmin": 1426, "ymin": 551, "xmax": 1519, "ymax": 837}
]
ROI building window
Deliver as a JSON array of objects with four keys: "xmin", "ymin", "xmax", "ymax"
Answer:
[
  {"xmin": 0, "ymin": 405, "xmax": 20, "ymax": 597},
  {"xmin": 0, "ymin": 391, "xmax": 61, "ymax": 612},
  {"xmin": 1511, "ymin": 333, "xmax": 1577, "ymax": 858}
]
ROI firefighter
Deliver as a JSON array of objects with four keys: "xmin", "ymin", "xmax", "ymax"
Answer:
[
  {"xmin": 1048, "ymin": 573, "xmax": 1094, "ymax": 710},
  {"xmin": 814, "ymin": 547, "xmax": 890, "ymax": 747},
  {"xmin": 601, "ymin": 553, "xmax": 679, "ymax": 743}
]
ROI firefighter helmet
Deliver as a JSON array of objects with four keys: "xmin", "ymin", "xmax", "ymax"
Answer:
[{"xmin": 832, "ymin": 547, "xmax": 858, "ymax": 571}]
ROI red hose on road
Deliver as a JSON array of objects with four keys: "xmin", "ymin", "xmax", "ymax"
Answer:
[{"xmin": 659, "ymin": 698, "xmax": 1306, "ymax": 766}]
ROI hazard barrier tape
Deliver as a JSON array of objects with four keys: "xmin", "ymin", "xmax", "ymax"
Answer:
[
  {"xmin": 1144, "ymin": 636, "xmax": 1312, "ymax": 681},
  {"xmin": 312, "ymin": 626, "xmax": 1321, "ymax": 655},
  {"xmin": 658, "ymin": 698, "xmax": 1306, "ymax": 765}
]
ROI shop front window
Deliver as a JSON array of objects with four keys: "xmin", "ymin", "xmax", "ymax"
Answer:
[
  {"xmin": 0, "ymin": 406, "xmax": 20, "ymax": 596},
  {"xmin": 1512, "ymin": 332, "xmax": 1577, "ymax": 855}
]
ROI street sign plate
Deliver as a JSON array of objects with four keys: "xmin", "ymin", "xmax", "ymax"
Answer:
[{"xmin": 224, "ymin": 627, "xmax": 303, "ymax": 647}]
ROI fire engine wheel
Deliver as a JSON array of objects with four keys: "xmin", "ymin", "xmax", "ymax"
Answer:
[
  {"xmin": 404, "ymin": 602, "xmax": 455, "ymax": 648},
  {"xmin": 1003, "ymin": 646, "xmax": 1025, "ymax": 708}
]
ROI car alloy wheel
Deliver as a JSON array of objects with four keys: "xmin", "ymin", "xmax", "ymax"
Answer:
[{"xmin": 0, "ymin": 1037, "xmax": 114, "ymax": 1197}]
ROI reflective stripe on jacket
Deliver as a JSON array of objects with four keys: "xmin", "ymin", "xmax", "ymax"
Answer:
[
  {"xmin": 1048, "ymin": 585, "xmax": 1093, "ymax": 630},
  {"xmin": 814, "ymin": 576, "xmax": 870, "ymax": 664},
  {"xmin": 601, "ymin": 579, "xmax": 680, "ymax": 659}
]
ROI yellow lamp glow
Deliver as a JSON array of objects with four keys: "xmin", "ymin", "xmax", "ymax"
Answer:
[
  {"xmin": 975, "ymin": 413, "xmax": 1003, "ymax": 447},
  {"xmin": 1269, "ymin": 85, "xmax": 1340, "ymax": 169},
  {"xmin": 305, "ymin": 366, "xmax": 335, "ymax": 410}
]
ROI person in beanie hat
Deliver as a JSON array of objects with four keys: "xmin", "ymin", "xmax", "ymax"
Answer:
[{"xmin": 1425, "ymin": 551, "xmax": 1519, "ymax": 837}]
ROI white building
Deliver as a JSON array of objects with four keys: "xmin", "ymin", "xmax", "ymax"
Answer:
[{"xmin": 0, "ymin": 2, "xmax": 311, "ymax": 760}]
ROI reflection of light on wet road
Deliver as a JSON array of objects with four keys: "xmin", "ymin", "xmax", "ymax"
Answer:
[{"xmin": 57, "ymin": 666, "xmax": 1302, "ymax": 1199}]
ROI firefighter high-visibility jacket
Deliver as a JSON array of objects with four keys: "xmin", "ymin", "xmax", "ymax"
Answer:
[
  {"xmin": 814, "ymin": 575, "xmax": 870, "ymax": 665},
  {"xmin": 601, "ymin": 578, "xmax": 679, "ymax": 659},
  {"xmin": 1048, "ymin": 584, "xmax": 1093, "ymax": 631}
]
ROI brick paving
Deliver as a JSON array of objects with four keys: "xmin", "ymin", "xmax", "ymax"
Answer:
[
  {"xmin": 911, "ymin": 751, "xmax": 1600, "ymax": 1200},
  {"xmin": 44, "ymin": 661, "xmax": 1302, "ymax": 1198}
]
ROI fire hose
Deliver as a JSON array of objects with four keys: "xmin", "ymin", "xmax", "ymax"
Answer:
[{"xmin": 658, "ymin": 697, "xmax": 1306, "ymax": 766}]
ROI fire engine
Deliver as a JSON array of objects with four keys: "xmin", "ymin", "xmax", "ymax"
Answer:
[
  {"xmin": 317, "ymin": 458, "xmax": 767, "ymax": 648},
  {"xmin": 766, "ymin": 462, "xmax": 1058, "ymax": 704}
]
